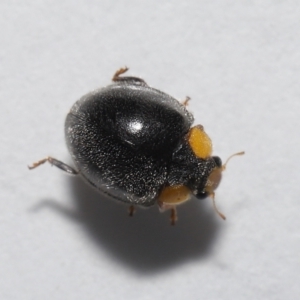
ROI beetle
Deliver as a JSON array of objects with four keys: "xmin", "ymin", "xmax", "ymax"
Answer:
[{"xmin": 29, "ymin": 67, "xmax": 244, "ymax": 225}]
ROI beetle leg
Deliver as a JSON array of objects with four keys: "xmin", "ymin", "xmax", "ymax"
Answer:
[
  {"xmin": 112, "ymin": 66, "xmax": 129, "ymax": 80},
  {"xmin": 112, "ymin": 67, "xmax": 147, "ymax": 85},
  {"xmin": 209, "ymin": 192, "xmax": 226, "ymax": 220},
  {"xmin": 170, "ymin": 207, "xmax": 178, "ymax": 225},
  {"xmin": 128, "ymin": 205, "xmax": 136, "ymax": 217},
  {"xmin": 182, "ymin": 96, "xmax": 191, "ymax": 106},
  {"xmin": 28, "ymin": 157, "xmax": 78, "ymax": 175}
]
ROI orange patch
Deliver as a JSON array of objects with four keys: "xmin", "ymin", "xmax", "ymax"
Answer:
[
  {"xmin": 188, "ymin": 126, "xmax": 212, "ymax": 159},
  {"xmin": 158, "ymin": 185, "xmax": 191, "ymax": 205}
]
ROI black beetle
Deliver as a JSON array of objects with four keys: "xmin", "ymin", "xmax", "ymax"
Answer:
[{"xmin": 29, "ymin": 68, "xmax": 244, "ymax": 225}]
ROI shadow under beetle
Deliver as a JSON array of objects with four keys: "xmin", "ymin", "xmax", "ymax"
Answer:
[{"xmin": 29, "ymin": 68, "xmax": 244, "ymax": 225}]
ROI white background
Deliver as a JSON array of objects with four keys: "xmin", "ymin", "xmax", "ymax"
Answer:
[{"xmin": 1, "ymin": 1, "xmax": 299, "ymax": 299}]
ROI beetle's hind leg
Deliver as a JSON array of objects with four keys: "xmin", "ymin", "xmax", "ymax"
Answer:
[
  {"xmin": 28, "ymin": 157, "xmax": 78, "ymax": 175},
  {"xmin": 112, "ymin": 67, "xmax": 147, "ymax": 85},
  {"xmin": 128, "ymin": 205, "xmax": 136, "ymax": 217}
]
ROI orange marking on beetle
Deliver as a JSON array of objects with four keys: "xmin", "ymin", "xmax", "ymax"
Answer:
[
  {"xmin": 188, "ymin": 125, "xmax": 212, "ymax": 159},
  {"xmin": 158, "ymin": 185, "xmax": 191, "ymax": 206}
]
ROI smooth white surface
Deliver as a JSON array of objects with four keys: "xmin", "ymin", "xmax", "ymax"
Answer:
[{"xmin": 1, "ymin": 1, "xmax": 299, "ymax": 299}]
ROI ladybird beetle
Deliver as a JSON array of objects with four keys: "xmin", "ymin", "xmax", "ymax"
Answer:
[{"xmin": 29, "ymin": 68, "xmax": 244, "ymax": 225}]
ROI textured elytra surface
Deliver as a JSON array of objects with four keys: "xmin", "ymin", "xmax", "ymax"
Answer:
[{"xmin": 65, "ymin": 82, "xmax": 194, "ymax": 206}]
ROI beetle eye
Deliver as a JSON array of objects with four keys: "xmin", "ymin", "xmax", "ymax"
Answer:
[
  {"xmin": 212, "ymin": 156, "xmax": 222, "ymax": 168},
  {"xmin": 194, "ymin": 190, "xmax": 208, "ymax": 200}
]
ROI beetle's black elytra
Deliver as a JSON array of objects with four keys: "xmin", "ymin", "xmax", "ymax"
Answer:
[{"xmin": 29, "ymin": 68, "xmax": 244, "ymax": 225}]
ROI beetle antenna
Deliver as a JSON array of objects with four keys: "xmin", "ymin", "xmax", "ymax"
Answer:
[{"xmin": 222, "ymin": 151, "xmax": 245, "ymax": 171}]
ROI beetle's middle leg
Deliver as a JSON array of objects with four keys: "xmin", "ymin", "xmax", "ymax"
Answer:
[{"xmin": 28, "ymin": 157, "xmax": 78, "ymax": 175}]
